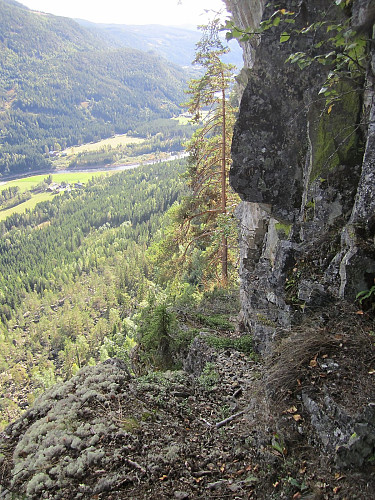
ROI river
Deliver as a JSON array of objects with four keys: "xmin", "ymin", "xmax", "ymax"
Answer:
[
  {"xmin": 58, "ymin": 152, "xmax": 188, "ymax": 174},
  {"xmin": 0, "ymin": 152, "xmax": 188, "ymax": 184}
]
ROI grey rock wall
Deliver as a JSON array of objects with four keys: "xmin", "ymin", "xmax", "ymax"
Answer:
[
  {"xmin": 225, "ymin": 0, "xmax": 375, "ymax": 351},
  {"xmin": 223, "ymin": 0, "xmax": 266, "ymax": 68},
  {"xmin": 224, "ymin": 0, "xmax": 375, "ymax": 467}
]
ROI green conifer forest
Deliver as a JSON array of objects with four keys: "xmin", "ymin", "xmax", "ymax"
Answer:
[{"xmin": 0, "ymin": 160, "xmax": 186, "ymax": 426}]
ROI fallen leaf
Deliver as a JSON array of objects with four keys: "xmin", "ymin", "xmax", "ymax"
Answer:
[
  {"xmin": 334, "ymin": 473, "xmax": 346, "ymax": 481},
  {"xmin": 297, "ymin": 379, "xmax": 302, "ymax": 386},
  {"xmin": 220, "ymin": 464, "xmax": 226, "ymax": 472},
  {"xmin": 273, "ymin": 481, "xmax": 280, "ymax": 488},
  {"xmin": 159, "ymin": 475, "xmax": 168, "ymax": 481},
  {"xmin": 319, "ymin": 373, "xmax": 327, "ymax": 378},
  {"xmin": 356, "ymin": 310, "xmax": 364, "ymax": 315},
  {"xmin": 293, "ymin": 414, "xmax": 302, "ymax": 422},
  {"xmin": 293, "ymin": 493, "xmax": 302, "ymax": 499},
  {"xmin": 333, "ymin": 486, "xmax": 341, "ymax": 494},
  {"xmin": 271, "ymin": 450, "xmax": 283, "ymax": 457},
  {"xmin": 368, "ymin": 369, "xmax": 375, "ymax": 374},
  {"xmin": 286, "ymin": 406, "xmax": 298, "ymax": 414},
  {"xmin": 235, "ymin": 469, "xmax": 245, "ymax": 476},
  {"xmin": 310, "ymin": 359, "xmax": 318, "ymax": 367},
  {"xmin": 322, "ymin": 354, "xmax": 328, "ymax": 359}
]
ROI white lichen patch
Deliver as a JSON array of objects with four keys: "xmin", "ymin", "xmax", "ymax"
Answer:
[{"xmin": 6, "ymin": 360, "xmax": 131, "ymax": 498}]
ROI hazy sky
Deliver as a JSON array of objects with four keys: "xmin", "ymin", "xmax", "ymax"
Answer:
[{"xmin": 19, "ymin": 0, "xmax": 227, "ymax": 27}]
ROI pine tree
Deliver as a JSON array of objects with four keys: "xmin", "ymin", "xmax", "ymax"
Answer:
[{"xmin": 166, "ymin": 19, "xmax": 239, "ymax": 287}]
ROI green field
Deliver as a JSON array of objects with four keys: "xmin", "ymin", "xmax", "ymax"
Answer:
[
  {"xmin": 0, "ymin": 171, "xmax": 114, "ymax": 221},
  {"xmin": 172, "ymin": 115, "xmax": 192, "ymax": 125},
  {"xmin": 1, "ymin": 171, "xmax": 113, "ymax": 193},
  {"xmin": 0, "ymin": 192, "xmax": 55, "ymax": 221},
  {"xmin": 64, "ymin": 134, "xmax": 144, "ymax": 155}
]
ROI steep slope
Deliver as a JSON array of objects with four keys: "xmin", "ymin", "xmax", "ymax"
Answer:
[
  {"xmin": 1, "ymin": 318, "xmax": 374, "ymax": 499},
  {"xmin": 0, "ymin": 0, "xmax": 188, "ymax": 177},
  {"xmin": 0, "ymin": 1, "xmax": 374, "ymax": 498}
]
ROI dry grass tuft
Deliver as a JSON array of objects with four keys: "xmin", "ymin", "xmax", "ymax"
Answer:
[
  {"xmin": 266, "ymin": 303, "xmax": 375, "ymax": 402},
  {"xmin": 266, "ymin": 327, "xmax": 340, "ymax": 399}
]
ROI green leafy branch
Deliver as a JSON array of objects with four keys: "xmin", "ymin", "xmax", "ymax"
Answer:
[
  {"xmin": 224, "ymin": 1, "xmax": 370, "ymax": 109},
  {"xmin": 225, "ymin": 8, "xmax": 296, "ymax": 43},
  {"xmin": 356, "ymin": 285, "xmax": 375, "ymax": 309}
]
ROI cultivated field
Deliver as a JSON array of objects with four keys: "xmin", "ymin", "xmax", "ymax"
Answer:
[
  {"xmin": 2, "ymin": 171, "xmax": 112, "ymax": 193},
  {"xmin": 0, "ymin": 171, "xmax": 113, "ymax": 221},
  {"xmin": 64, "ymin": 134, "xmax": 144, "ymax": 155}
]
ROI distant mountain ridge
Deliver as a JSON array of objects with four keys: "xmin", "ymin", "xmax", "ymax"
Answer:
[
  {"xmin": 76, "ymin": 20, "xmax": 243, "ymax": 69},
  {"xmin": 0, "ymin": 0, "xmax": 189, "ymax": 177},
  {"xmin": 76, "ymin": 21, "xmax": 200, "ymax": 67}
]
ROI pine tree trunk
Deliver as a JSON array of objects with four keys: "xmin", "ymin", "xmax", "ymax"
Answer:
[{"xmin": 221, "ymin": 83, "xmax": 228, "ymax": 285}]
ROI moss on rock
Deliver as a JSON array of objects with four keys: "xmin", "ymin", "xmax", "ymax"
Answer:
[{"xmin": 310, "ymin": 81, "xmax": 362, "ymax": 183}]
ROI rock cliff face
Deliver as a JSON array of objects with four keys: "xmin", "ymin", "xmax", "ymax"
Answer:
[
  {"xmin": 225, "ymin": 0, "xmax": 375, "ymax": 352},
  {"xmin": 224, "ymin": 0, "xmax": 375, "ymax": 466}
]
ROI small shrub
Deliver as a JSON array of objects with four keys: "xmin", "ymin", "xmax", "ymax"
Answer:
[
  {"xmin": 356, "ymin": 285, "xmax": 375, "ymax": 312},
  {"xmin": 120, "ymin": 417, "xmax": 140, "ymax": 432},
  {"xmin": 204, "ymin": 334, "xmax": 255, "ymax": 356},
  {"xmin": 198, "ymin": 362, "xmax": 219, "ymax": 390},
  {"xmin": 141, "ymin": 410, "xmax": 158, "ymax": 422},
  {"xmin": 138, "ymin": 302, "xmax": 177, "ymax": 369},
  {"xmin": 195, "ymin": 313, "xmax": 235, "ymax": 331},
  {"xmin": 174, "ymin": 328, "xmax": 196, "ymax": 351}
]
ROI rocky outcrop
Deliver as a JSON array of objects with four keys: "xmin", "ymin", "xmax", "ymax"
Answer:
[
  {"xmin": 225, "ymin": 0, "xmax": 375, "ymax": 348},
  {"xmin": 223, "ymin": 0, "xmax": 266, "ymax": 68},
  {"xmin": 0, "ymin": 351, "xmax": 271, "ymax": 499},
  {"xmin": 225, "ymin": 0, "xmax": 375, "ymax": 467}
]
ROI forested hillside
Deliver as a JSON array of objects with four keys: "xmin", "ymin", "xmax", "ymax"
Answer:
[
  {"xmin": 0, "ymin": 0, "xmax": 374, "ymax": 497},
  {"xmin": 0, "ymin": 0, "xmax": 188, "ymax": 177},
  {"xmin": 0, "ymin": 160, "xmax": 186, "ymax": 426},
  {"xmin": 77, "ymin": 21, "xmax": 201, "ymax": 67}
]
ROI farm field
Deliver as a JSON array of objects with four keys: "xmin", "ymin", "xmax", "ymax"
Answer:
[
  {"xmin": 63, "ymin": 134, "xmax": 144, "ymax": 155},
  {"xmin": 0, "ymin": 171, "xmax": 113, "ymax": 221},
  {"xmin": 0, "ymin": 192, "xmax": 54, "ymax": 221},
  {"xmin": 1, "ymin": 171, "xmax": 112, "ymax": 193}
]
